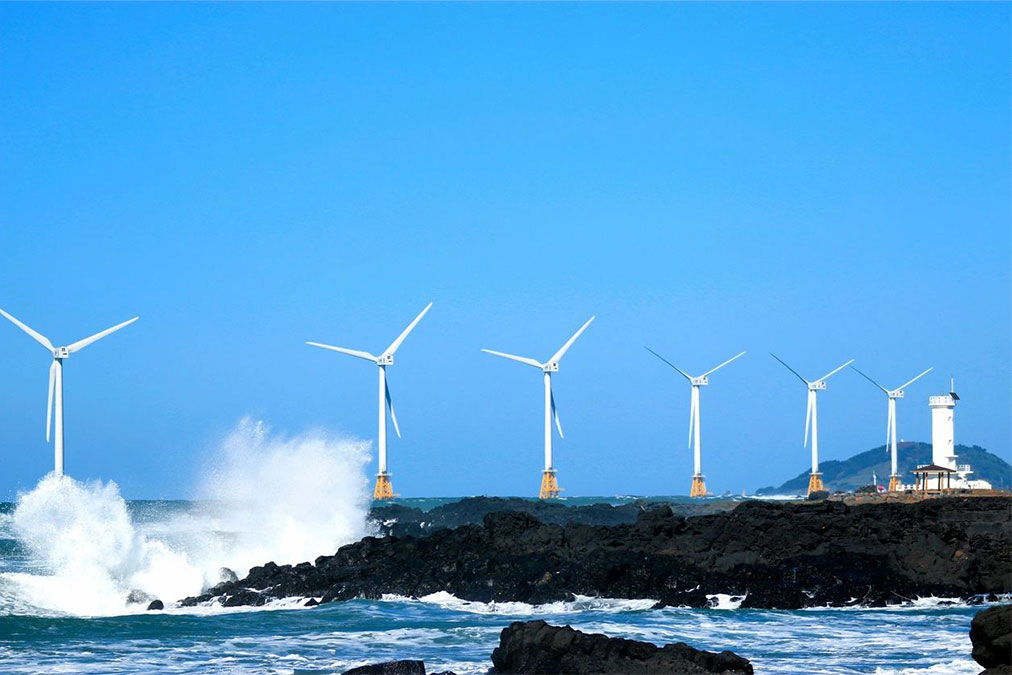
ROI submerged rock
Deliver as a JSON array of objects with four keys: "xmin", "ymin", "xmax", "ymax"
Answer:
[
  {"xmin": 490, "ymin": 620, "xmax": 753, "ymax": 674},
  {"xmin": 146, "ymin": 600, "xmax": 164, "ymax": 611},
  {"xmin": 971, "ymin": 604, "xmax": 1012, "ymax": 670},
  {"xmin": 180, "ymin": 496, "xmax": 1011, "ymax": 610},
  {"xmin": 342, "ymin": 660, "xmax": 426, "ymax": 675}
]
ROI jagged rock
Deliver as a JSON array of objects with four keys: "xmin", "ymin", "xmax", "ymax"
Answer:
[
  {"xmin": 304, "ymin": 598, "xmax": 319, "ymax": 607},
  {"xmin": 146, "ymin": 600, "xmax": 164, "ymax": 611},
  {"xmin": 971, "ymin": 604, "xmax": 1012, "ymax": 670},
  {"xmin": 490, "ymin": 620, "xmax": 753, "ymax": 674},
  {"xmin": 179, "ymin": 496, "xmax": 1011, "ymax": 610},
  {"xmin": 342, "ymin": 660, "xmax": 425, "ymax": 675},
  {"xmin": 806, "ymin": 490, "xmax": 830, "ymax": 501},
  {"xmin": 218, "ymin": 567, "xmax": 239, "ymax": 583}
]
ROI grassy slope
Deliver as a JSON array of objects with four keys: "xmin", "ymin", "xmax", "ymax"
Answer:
[{"xmin": 756, "ymin": 443, "xmax": 1011, "ymax": 495}]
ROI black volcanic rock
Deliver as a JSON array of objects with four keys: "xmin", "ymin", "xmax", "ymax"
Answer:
[
  {"xmin": 971, "ymin": 605, "xmax": 1012, "ymax": 670},
  {"xmin": 343, "ymin": 660, "xmax": 426, "ymax": 675},
  {"xmin": 180, "ymin": 496, "xmax": 1011, "ymax": 610},
  {"xmin": 490, "ymin": 620, "xmax": 753, "ymax": 674},
  {"xmin": 368, "ymin": 496, "xmax": 737, "ymax": 538},
  {"xmin": 146, "ymin": 600, "xmax": 164, "ymax": 611}
]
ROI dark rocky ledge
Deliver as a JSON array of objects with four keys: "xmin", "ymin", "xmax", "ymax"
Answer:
[
  {"xmin": 180, "ymin": 496, "xmax": 1010, "ymax": 610},
  {"xmin": 971, "ymin": 604, "xmax": 1012, "ymax": 673},
  {"xmin": 368, "ymin": 496, "xmax": 739, "ymax": 538},
  {"xmin": 491, "ymin": 620, "xmax": 753, "ymax": 674}
]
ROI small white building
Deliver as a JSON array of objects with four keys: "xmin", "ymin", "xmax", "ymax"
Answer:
[{"xmin": 914, "ymin": 383, "xmax": 991, "ymax": 491}]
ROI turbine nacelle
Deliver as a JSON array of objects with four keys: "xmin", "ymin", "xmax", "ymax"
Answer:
[
  {"xmin": 807, "ymin": 380, "xmax": 827, "ymax": 391},
  {"xmin": 53, "ymin": 346, "xmax": 70, "ymax": 359},
  {"xmin": 542, "ymin": 362, "xmax": 559, "ymax": 373},
  {"xmin": 889, "ymin": 389, "xmax": 905, "ymax": 399},
  {"xmin": 377, "ymin": 354, "xmax": 395, "ymax": 366},
  {"xmin": 690, "ymin": 376, "xmax": 709, "ymax": 386}
]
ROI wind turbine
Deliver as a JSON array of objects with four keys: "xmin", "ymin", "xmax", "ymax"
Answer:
[
  {"xmin": 0, "ymin": 308, "xmax": 138, "ymax": 478},
  {"xmin": 851, "ymin": 365, "xmax": 933, "ymax": 492},
  {"xmin": 482, "ymin": 316, "xmax": 595, "ymax": 499},
  {"xmin": 771, "ymin": 354, "xmax": 854, "ymax": 496},
  {"xmin": 307, "ymin": 302, "xmax": 432, "ymax": 500},
  {"xmin": 645, "ymin": 348, "xmax": 745, "ymax": 498}
]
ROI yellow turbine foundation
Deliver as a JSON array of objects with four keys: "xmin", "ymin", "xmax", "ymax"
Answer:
[
  {"xmin": 690, "ymin": 475, "xmax": 707, "ymax": 498},
  {"xmin": 807, "ymin": 473, "xmax": 824, "ymax": 495},
  {"xmin": 539, "ymin": 470, "xmax": 560, "ymax": 499},
  {"xmin": 373, "ymin": 473, "xmax": 394, "ymax": 500},
  {"xmin": 888, "ymin": 475, "xmax": 902, "ymax": 492}
]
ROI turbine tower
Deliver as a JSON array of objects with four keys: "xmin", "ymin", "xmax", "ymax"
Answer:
[
  {"xmin": 851, "ymin": 365, "xmax": 933, "ymax": 492},
  {"xmin": 771, "ymin": 354, "xmax": 854, "ymax": 496},
  {"xmin": 0, "ymin": 308, "xmax": 138, "ymax": 478},
  {"xmin": 645, "ymin": 348, "xmax": 745, "ymax": 498},
  {"xmin": 307, "ymin": 302, "xmax": 432, "ymax": 500},
  {"xmin": 482, "ymin": 316, "xmax": 595, "ymax": 499}
]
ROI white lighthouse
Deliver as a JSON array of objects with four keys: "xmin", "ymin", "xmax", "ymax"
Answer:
[
  {"xmin": 929, "ymin": 393, "xmax": 957, "ymax": 470},
  {"xmin": 916, "ymin": 378, "xmax": 991, "ymax": 491}
]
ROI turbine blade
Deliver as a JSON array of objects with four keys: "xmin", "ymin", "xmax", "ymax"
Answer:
[
  {"xmin": 481, "ymin": 349, "xmax": 543, "ymax": 369},
  {"xmin": 385, "ymin": 382, "xmax": 401, "ymax": 439},
  {"xmin": 0, "ymin": 308, "xmax": 53, "ymax": 351},
  {"xmin": 644, "ymin": 347, "xmax": 692, "ymax": 381},
  {"xmin": 804, "ymin": 393, "xmax": 812, "ymax": 448},
  {"xmin": 66, "ymin": 317, "xmax": 138, "ymax": 353},
  {"xmin": 383, "ymin": 302, "xmax": 433, "ymax": 357},
  {"xmin": 897, "ymin": 367, "xmax": 933, "ymax": 392},
  {"xmin": 46, "ymin": 360, "xmax": 56, "ymax": 443},
  {"xmin": 687, "ymin": 391, "xmax": 697, "ymax": 449},
  {"xmin": 306, "ymin": 342, "xmax": 377, "ymax": 362},
  {"xmin": 701, "ymin": 351, "xmax": 747, "ymax": 378},
  {"xmin": 549, "ymin": 315, "xmax": 595, "ymax": 364},
  {"xmin": 885, "ymin": 404, "xmax": 892, "ymax": 454},
  {"xmin": 550, "ymin": 388, "xmax": 563, "ymax": 439},
  {"xmin": 850, "ymin": 366, "xmax": 888, "ymax": 394},
  {"xmin": 770, "ymin": 353, "xmax": 809, "ymax": 385},
  {"xmin": 816, "ymin": 359, "xmax": 855, "ymax": 383}
]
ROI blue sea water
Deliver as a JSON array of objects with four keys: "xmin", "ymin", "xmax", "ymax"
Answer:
[{"xmin": 0, "ymin": 491, "xmax": 993, "ymax": 674}]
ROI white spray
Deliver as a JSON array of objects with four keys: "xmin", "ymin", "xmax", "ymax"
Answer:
[{"xmin": 2, "ymin": 418, "xmax": 373, "ymax": 617}]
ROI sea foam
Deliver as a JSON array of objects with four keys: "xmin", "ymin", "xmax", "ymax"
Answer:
[{"xmin": 1, "ymin": 417, "xmax": 372, "ymax": 617}]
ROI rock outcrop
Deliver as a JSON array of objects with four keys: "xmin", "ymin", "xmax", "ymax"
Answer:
[
  {"xmin": 181, "ymin": 496, "xmax": 1011, "ymax": 610},
  {"xmin": 342, "ymin": 660, "xmax": 426, "ymax": 675},
  {"xmin": 971, "ymin": 604, "xmax": 1012, "ymax": 672},
  {"xmin": 369, "ymin": 496, "xmax": 737, "ymax": 538},
  {"xmin": 490, "ymin": 620, "xmax": 753, "ymax": 674}
]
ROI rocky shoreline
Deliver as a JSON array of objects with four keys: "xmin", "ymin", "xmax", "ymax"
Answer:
[
  {"xmin": 367, "ymin": 496, "xmax": 739, "ymax": 538},
  {"xmin": 181, "ymin": 496, "xmax": 1010, "ymax": 610}
]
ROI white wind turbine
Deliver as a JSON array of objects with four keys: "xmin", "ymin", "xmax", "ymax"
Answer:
[
  {"xmin": 307, "ymin": 302, "xmax": 432, "ymax": 500},
  {"xmin": 645, "ymin": 348, "xmax": 745, "ymax": 498},
  {"xmin": 482, "ymin": 316, "xmax": 595, "ymax": 499},
  {"xmin": 771, "ymin": 354, "xmax": 854, "ymax": 496},
  {"xmin": 0, "ymin": 308, "xmax": 138, "ymax": 478},
  {"xmin": 851, "ymin": 365, "xmax": 933, "ymax": 492}
]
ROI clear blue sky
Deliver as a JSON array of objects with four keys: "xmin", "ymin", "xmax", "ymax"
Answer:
[{"xmin": 1, "ymin": 3, "xmax": 1008, "ymax": 499}]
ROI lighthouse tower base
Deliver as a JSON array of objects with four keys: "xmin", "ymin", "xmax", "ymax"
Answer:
[
  {"xmin": 888, "ymin": 474, "xmax": 902, "ymax": 492},
  {"xmin": 539, "ymin": 470, "xmax": 560, "ymax": 499},
  {"xmin": 807, "ymin": 472, "xmax": 824, "ymax": 496},
  {"xmin": 374, "ymin": 473, "xmax": 394, "ymax": 500},
  {"xmin": 690, "ymin": 474, "xmax": 707, "ymax": 498}
]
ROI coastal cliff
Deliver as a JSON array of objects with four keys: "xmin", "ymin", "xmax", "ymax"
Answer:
[{"xmin": 181, "ymin": 496, "xmax": 1010, "ymax": 610}]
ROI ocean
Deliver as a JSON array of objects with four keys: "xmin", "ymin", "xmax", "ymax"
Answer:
[{"xmin": 0, "ymin": 473, "xmax": 994, "ymax": 673}]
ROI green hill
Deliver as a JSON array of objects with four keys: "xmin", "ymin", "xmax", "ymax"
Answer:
[{"xmin": 755, "ymin": 443, "xmax": 1011, "ymax": 495}]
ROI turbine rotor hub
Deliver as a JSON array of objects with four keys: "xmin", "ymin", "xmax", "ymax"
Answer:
[
  {"xmin": 808, "ymin": 381, "xmax": 827, "ymax": 391},
  {"xmin": 691, "ymin": 376, "xmax": 708, "ymax": 386},
  {"xmin": 377, "ymin": 354, "xmax": 394, "ymax": 365},
  {"xmin": 542, "ymin": 362, "xmax": 559, "ymax": 373},
  {"xmin": 53, "ymin": 346, "xmax": 70, "ymax": 358}
]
